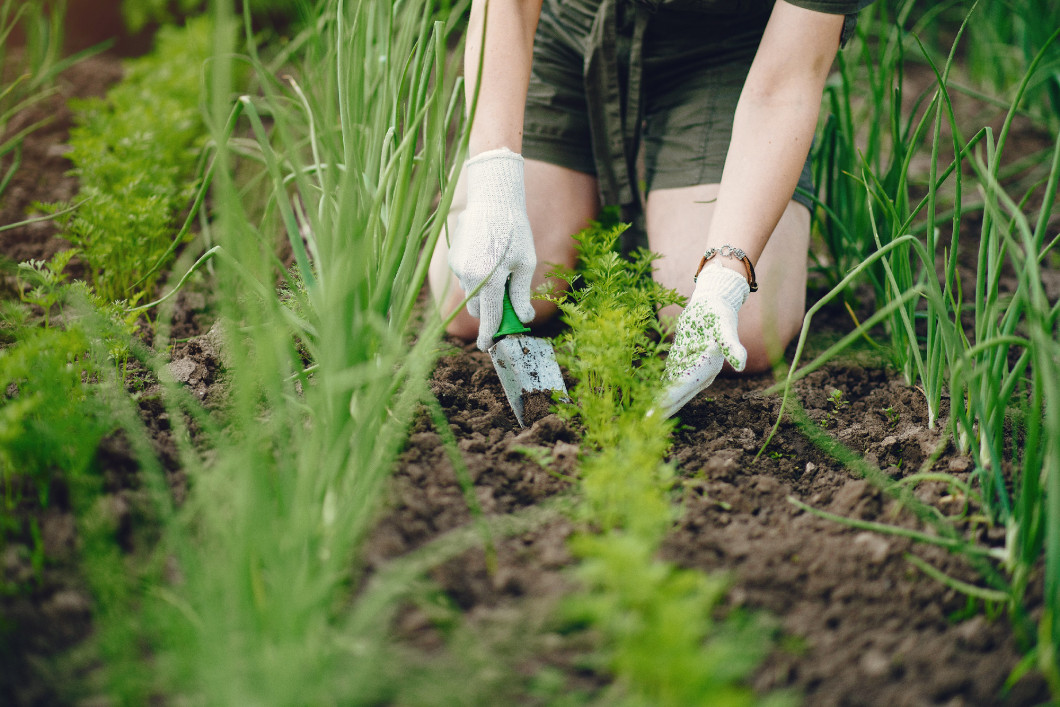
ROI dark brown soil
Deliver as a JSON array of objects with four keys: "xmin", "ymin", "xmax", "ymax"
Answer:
[
  {"xmin": 521, "ymin": 389, "xmax": 559, "ymax": 427},
  {"xmin": 1, "ymin": 40, "xmax": 1056, "ymax": 707},
  {"xmin": 0, "ymin": 55, "xmax": 122, "ymax": 284},
  {"xmin": 362, "ymin": 339, "xmax": 1050, "ymax": 705},
  {"xmin": 665, "ymin": 370, "xmax": 1046, "ymax": 705}
]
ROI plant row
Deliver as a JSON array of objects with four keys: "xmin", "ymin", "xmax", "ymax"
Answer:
[
  {"xmin": 788, "ymin": 1, "xmax": 1060, "ymax": 692},
  {"xmin": 539, "ymin": 219, "xmax": 793, "ymax": 705}
]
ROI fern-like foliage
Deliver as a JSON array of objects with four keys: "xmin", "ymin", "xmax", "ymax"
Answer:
[{"xmin": 59, "ymin": 17, "xmax": 212, "ymax": 304}]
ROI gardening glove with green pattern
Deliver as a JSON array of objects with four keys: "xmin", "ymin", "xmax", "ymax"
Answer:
[
  {"xmin": 657, "ymin": 262, "xmax": 750, "ymax": 418},
  {"xmin": 448, "ymin": 147, "xmax": 537, "ymax": 351}
]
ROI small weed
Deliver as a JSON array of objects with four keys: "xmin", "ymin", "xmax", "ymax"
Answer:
[{"xmin": 820, "ymin": 388, "xmax": 850, "ymax": 429}]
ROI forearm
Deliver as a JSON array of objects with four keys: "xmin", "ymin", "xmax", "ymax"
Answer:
[
  {"xmin": 706, "ymin": 2, "xmax": 843, "ymax": 272},
  {"xmin": 466, "ymin": 0, "xmax": 542, "ymax": 155},
  {"xmin": 707, "ymin": 83, "xmax": 824, "ymax": 261}
]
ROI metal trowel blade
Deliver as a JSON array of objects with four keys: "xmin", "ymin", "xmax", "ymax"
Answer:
[{"xmin": 488, "ymin": 334, "xmax": 569, "ymax": 428}]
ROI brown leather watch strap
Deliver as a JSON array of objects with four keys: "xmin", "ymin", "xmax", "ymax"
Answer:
[{"xmin": 693, "ymin": 245, "xmax": 758, "ymax": 292}]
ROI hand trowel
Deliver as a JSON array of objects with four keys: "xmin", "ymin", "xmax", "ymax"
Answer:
[{"xmin": 488, "ymin": 284, "xmax": 569, "ymax": 427}]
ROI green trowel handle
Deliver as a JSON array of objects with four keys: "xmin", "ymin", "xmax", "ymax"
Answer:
[{"xmin": 495, "ymin": 282, "xmax": 531, "ymax": 339}]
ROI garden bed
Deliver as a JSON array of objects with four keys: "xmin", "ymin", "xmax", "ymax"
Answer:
[
  {"xmin": 2, "ymin": 19, "xmax": 1057, "ymax": 707},
  {"xmin": 357, "ymin": 340, "xmax": 1050, "ymax": 705}
]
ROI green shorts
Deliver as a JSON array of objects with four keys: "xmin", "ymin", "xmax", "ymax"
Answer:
[{"xmin": 523, "ymin": 0, "xmax": 822, "ymax": 212}]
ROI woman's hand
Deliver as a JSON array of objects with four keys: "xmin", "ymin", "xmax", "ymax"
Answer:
[
  {"xmin": 448, "ymin": 148, "xmax": 537, "ymax": 351},
  {"xmin": 658, "ymin": 263, "xmax": 750, "ymax": 418}
]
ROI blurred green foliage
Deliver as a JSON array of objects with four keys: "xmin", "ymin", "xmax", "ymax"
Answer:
[
  {"xmin": 0, "ymin": 0, "xmax": 67, "ymax": 201},
  {"xmin": 0, "ymin": 326, "xmax": 108, "ymax": 533},
  {"xmin": 56, "ymin": 16, "xmax": 212, "ymax": 304},
  {"xmin": 120, "ymin": 0, "xmax": 317, "ymax": 32},
  {"xmin": 908, "ymin": 0, "xmax": 1060, "ymax": 131}
]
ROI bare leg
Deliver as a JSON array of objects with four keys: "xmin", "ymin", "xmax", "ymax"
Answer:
[
  {"xmin": 428, "ymin": 159, "xmax": 599, "ymax": 342},
  {"xmin": 645, "ymin": 184, "xmax": 810, "ymax": 373}
]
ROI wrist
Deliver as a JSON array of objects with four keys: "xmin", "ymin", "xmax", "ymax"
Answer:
[
  {"xmin": 467, "ymin": 146, "xmax": 523, "ymax": 167},
  {"xmin": 715, "ymin": 257, "xmax": 747, "ymax": 281},
  {"xmin": 691, "ymin": 262, "xmax": 750, "ymax": 311},
  {"xmin": 694, "ymin": 244, "xmax": 758, "ymax": 293},
  {"xmin": 465, "ymin": 147, "xmax": 526, "ymax": 207}
]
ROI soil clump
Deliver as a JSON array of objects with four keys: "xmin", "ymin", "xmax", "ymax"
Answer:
[{"xmin": 520, "ymin": 389, "xmax": 557, "ymax": 427}]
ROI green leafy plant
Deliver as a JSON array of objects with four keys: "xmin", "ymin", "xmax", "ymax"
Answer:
[
  {"xmin": 565, "ymin": 533, "xmax": 779, "ymax": 706},
  {"xmin": 819, "ymin": 387, "xmax": 849, "ymax": 429},
  {"xmin": 57, "ymin": 17, "xmax": 213, "ymax": 304},
  {"xmin": 15, "ymin": 249, "xmax": 77, "ymax": 327},
  {"xmin": 547, "ymin": 217, "xmax": 680, "ymax": 444},
  {"xmin": 0, "ymin": 326, "xmax": 109, "ymax": 527},
  {"xmin": 548, "ymin": 220, "xmax": 786, "ymax": 705},
  {"xmin": 14, "ymin": 253, "xmax": 145, "ymax": 387}
]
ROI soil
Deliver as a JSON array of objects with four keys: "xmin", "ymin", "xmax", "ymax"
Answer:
[
  {"xmin": 1, "ymin": 43, "xmax": 1056, "ymax": 707},
  {"xmin": 521, "ymin": 389, "xmax": 561, "ymax": 427},
  {"xmin": 0, "ymin": 56, "xmax": 122, "ymax": 284},
  {"xmin": 364, "ymin": 341, "xmax": 1050, "ymax": 705}
]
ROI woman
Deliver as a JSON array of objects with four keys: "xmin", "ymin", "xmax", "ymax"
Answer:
[{"xmin": 429, "ymin": 0, "xmax": 874, "ymax": 417}]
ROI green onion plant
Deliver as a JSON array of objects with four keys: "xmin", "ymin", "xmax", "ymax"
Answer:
[
  {"xmin": 779, "ymin": 3, "xmax": 1060, "ymax": 693},
  {"xmin": 0, "ymin": 0, "xmax": 68, "ymax": 201},
  {"xmin": 78, "ymin": 0, "xmax": 471, "ymax": 702},
  {"xmin": 958, "ymin": 0, "xmax": 1060, "ymax": 134},
  {"xmin": 809, "ymin": 0, "xmax": 962, "ymax": 402}
]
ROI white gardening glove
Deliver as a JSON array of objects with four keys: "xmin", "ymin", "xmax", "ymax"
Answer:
[
  {"xmin": 658, "ymin": 262, "xmax": 750, "ymax": 418},
  {"xmin": 448, "ymin": 147, "xmax": 537, "ymax": 351}
]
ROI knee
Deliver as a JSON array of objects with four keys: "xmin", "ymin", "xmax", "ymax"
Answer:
[
  {"xmin": 742, "ymin": 344, "xmax": 780, "ymax": 375},
  {"xmin": 739, "ymin": 315, "xmax": 803, "ymax": 375},
  {"xmin": 445, "ymin": 310, "xmax": 480, "ymax": 342}
]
